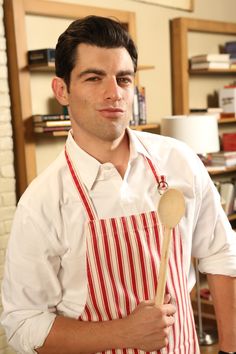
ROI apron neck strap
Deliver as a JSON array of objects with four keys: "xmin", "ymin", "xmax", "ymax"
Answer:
[
  {"xmin": 65, "ymin": 147, "xmax": 97, "ymax": 220},
  {"xmin": 144, "ymin": 156, "xmax": 168, "ymax": 194}
]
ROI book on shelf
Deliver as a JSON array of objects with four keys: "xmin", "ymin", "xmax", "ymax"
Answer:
[
  {"xmin": 190, "ymin": 107, "xmax": 222, "ymax": 119},
  {"xmin": 189, "ymin": 108, "xmax": 222, "ymax": 121},
  {"xmin": 138, "ymin": 87, "xmax": 147, "ymax": 125},
  {"xmin": 190, "ymin": 61, "xmax": 230, "ymax": 70},
  {"xmin": 220, "ymin": 182, "xmax": 235, "ymax": 215},
  {"xmin": 222, "ymin": 133, "xmax": 236, "ymax": 151},
  {"xmin": 190, "ymin": 53, "xmax": 230, "ymax": 63},
  {"xmin": 130, "ymin": 86, "xmax": 147, "ymax": 126},
  {"xmin": 223, "ymin": 84, "xmax": 236, "ymax": 88},
  {"xmin": 210, "ymin": 151, "xmax": 236, "ymax": 167},
  {"xmin": 34, "ymin": 125, "xmax": 71, "ymax": 133},
  {"xmin": 229, "ymin": 52, "xmax": 236, "ymax": 59},
  {"xmin": 220, "ymin": 112, "xmax": 236, "ymax": 119},
  {"xmin": 32, "ymin": 114, "xmax": 70, "ymax": 122},
  {"xmin": 28, "ymin": 48, "xmax": 55, "ymax": 66},
  {"xmin": 131, "ymin": 86, "xmax": 139, "ymax": 125},
  {"xmin": 230, "ymin": 56, "xmax": 236, "ymax": 68},
  {"xmin": 219, "ymin": 86, "xmax": 236, "ymax": 114},
  {"xmin": 230, "ymin": 55, "xmax": 236, "ymax": 65},
  {"xmin": 224, "ymin": 41, "xmax": 236, "ymax": 54},
  {"xmin": 206, "ymin": 165, "xmax": 227, "ymax": 173},
  {"xmin": 34, "ymin": 120, "xmax": 71, "ymax": 128},
  {"xmin": 207, "ymin": 107, "xmax": 223, "ymax": 114}
]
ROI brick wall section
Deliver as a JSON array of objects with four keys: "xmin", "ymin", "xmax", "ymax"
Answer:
[{"xmin": 0, "ymin": 0, "xmax": 16, "ymax": 353}]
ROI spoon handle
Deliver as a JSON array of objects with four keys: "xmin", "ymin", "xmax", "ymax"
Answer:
[{"xmin": 155, "ymin": 227, "xmax": 172, "ymax": 306}]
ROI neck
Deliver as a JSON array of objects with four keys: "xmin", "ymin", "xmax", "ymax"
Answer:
[{"xmin": 73, "ymin": 130, "xmax": 130, "ymax": 178}]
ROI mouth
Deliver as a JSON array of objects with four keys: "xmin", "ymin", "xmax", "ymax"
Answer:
[{"xmin": 98, "ymin": 107, "xmax": 125, "ymax": 119}]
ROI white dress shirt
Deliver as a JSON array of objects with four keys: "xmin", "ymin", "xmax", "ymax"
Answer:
[{"xmin": 1, "ymin": 129, "xmax": 236, "ymax": 354}]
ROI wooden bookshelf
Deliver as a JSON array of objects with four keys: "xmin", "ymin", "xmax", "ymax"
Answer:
[
  {"xmin": 170, "ymin": 17, "xmax": 236, "ymax": 115},
  {"xmin": 29, "ymin": 63, "xmax": 155, "ymax": 72},
  {"xmin": 171, "ymin": 16, "xmax": 236, "ymax": 327},
  {"xmin": 189, "ymin": 68, "xmax": 236, "ymax": 75},
  {"xmin": 171, "ymin": 16, "xmax": 236, "ymax": 213}
]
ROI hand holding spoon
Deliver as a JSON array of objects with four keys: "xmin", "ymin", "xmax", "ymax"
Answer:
[{"xmin": 155, "ymin": 188, "xmax": 185, "ymax": 306}]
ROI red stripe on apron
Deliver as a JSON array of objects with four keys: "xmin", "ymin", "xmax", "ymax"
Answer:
[
  {"xmin": 65, "ymin": 147, "xmax": 96, "ymax": 221},
  {"xmin": 101, "ymin": 219, "xmax": 123, "ymax": 318},
  {"xmin": 110, "ymin": 218, "xmax": 132, "ymax": 315},
  {"xmin": 140, "ymin": 213, "xmax": 158, "ymax": 294},
  {"xmin": 130, "ymin": 215, "xmax": 149, "ymax": 299},
  {"xmin": 90, "ymin": 222, "xmax": 113, "ymax": 320},
  {"xmin": 121, "ymin": 217, "xmax": 139, "ymax": 306}
]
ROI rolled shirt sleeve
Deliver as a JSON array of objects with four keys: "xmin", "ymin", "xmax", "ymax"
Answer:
[
  {"xmin": 190, "ymin": 158, "xmax": 236, "ymax": 276},
  {"xmin": 1, "ymin": 204, "xmax": 71, "ymax": 353},
  {"xmin": 196, "ymin": 182, "xmax": 236, "ymax": 275}
]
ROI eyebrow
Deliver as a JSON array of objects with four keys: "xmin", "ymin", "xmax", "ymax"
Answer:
[{"xmin": 77, "ymin": 68, "xmax": 135, "ymax": 79}]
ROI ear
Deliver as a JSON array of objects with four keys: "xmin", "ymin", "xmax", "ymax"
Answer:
[{"xmin": 51, "ymin": 77, "xmax": 69, "ymax": 106}]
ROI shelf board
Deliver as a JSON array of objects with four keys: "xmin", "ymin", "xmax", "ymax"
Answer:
[
  {"xmin": 171, "ymin": 17, "xmax": 236, "ymax": 115},
  {"xmin": 193, "ymin": 310, "xmax": 216, "ymax": 320},
  {"xmin": 34, "ymin": 123, "xmax": 160, "ymax": 137},
  {"xmin": 218, "ymin": 118, "xmax": 236, "ymax": 124},
  {"xmin": 137, "ymin": 65, "xmax": 155, "ymax": 71},
  {"xmin": 207, "ymin": 165, "xmax": 236, "ymax": 175},
  {"xmin": 28, "ymin": 63, "xmax": 55, "ymax": 72},
  {"xmin": 130, "ymin": 123, "xmax": 159, "ymax": 131},
  {"xmin": 190, "ymin": 68, "xmax": 236, "ymax": 75},
  {"xmin": 228, "ymin": 213, "xmax": 236, "ymax": 221},
  {"xmin": 29, "ymin": 63, "xmax": 155, "ymax": 72}
]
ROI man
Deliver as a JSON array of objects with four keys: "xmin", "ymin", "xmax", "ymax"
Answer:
[{"xmin": 1, "ymin": 15, "xmax": 236, "ymax": 354}]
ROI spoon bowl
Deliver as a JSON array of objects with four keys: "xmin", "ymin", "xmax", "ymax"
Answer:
[{"xmin": 158, "ymin": 188, "xmax": 185, "ymax": 228}]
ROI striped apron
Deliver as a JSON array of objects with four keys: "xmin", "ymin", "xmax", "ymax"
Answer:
[{"xmin": 65, "ymin": 147, "xmax": 199, "ymax": 354}]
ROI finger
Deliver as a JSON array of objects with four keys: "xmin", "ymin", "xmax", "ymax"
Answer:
[
  {"xmin": 163, "ymin": 303, "xmax": 176, "ymax": 316},
  {"xmin": 160, "ymin": 312, "xmax": 175, "ymax": 330},
  {"xmin": 164, "ymin": 293, "xmax": 171, "ymax": 304},
  {"xmin": 166, "ymin": 314, "xmax": 175, "ymax": 327}
]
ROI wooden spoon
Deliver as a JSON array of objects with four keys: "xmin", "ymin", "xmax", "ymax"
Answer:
[{"xmin": 155, "ymin": 188, "xmax": 185, "ymax": 306}]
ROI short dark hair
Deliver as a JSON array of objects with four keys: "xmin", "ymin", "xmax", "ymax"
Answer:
[{"xmin": 55, "ymin": 15, "xmax": 138, "ymax": 87}]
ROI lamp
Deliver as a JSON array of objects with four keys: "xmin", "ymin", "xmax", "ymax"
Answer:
[
  {"xmin": 161, "ymin": 114, "xmax": 220, "ymax": 156},
  {"xmin": 161, "ymin": 114, "xmax": 219, "ymax": 346}
]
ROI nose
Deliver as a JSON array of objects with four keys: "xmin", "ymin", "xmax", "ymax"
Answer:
[{"xmin": 104, "ymin": 78, "xmax": 122, "ymax": 101}]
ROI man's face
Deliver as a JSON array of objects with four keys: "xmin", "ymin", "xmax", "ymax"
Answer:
[{"xmin": 63, "ymin": 44, "xmax": 135, "ymax": 145}]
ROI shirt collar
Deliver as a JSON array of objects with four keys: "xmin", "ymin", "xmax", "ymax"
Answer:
[
  {"xmin": 65, "ymin": 128, "xmax": 152, "ymax": 191},
  {"xmin": 127, "ymin": 127, "xmax": 152, "ymax": 161}
]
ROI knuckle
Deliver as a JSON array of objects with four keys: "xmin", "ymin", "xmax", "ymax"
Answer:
[
  {"xmin": 168, "ymin": 315, "xmax": 175, "ymax": 326},
  {"xmin": 163, "ymin": 327, "xmax": 170, "ymax": 336},
  {"xmin": 160, "ymin": 336, "xmax": 169, "ymax": 348},
  {"xmin": 164, "ymin": 337, "xmax": 169, "ymax": 347}
]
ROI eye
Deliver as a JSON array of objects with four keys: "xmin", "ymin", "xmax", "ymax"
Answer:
[
  {"xmin": 85, "ymin": 76, "xmax": 101, "ymax": 82},
  {"xmin": 117, "ymin": 77, "xmax": 133, "ymax": 85}
]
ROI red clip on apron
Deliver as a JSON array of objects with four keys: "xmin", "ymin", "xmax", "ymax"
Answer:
[{"xmin": 65, "ymin": 147, "xmax": 199, "ymax": 354}]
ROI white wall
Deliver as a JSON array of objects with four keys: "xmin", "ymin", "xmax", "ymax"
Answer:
[{"xmin": 45, "ymin": 0, "xmax": 236, "ymax": 121}]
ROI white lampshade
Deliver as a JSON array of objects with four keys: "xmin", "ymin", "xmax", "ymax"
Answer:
[{"xmin": 161, "ymin": 115, "xmax": 220, "ymax": 154}]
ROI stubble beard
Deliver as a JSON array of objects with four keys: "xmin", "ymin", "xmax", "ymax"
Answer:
[
  {"xmin": 95, "ymin": 118, "xmax": 129, "ymax": 142},
  {"xmin": 70, "ymin": 107, "xmax": 131, "ymax": 146}
]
